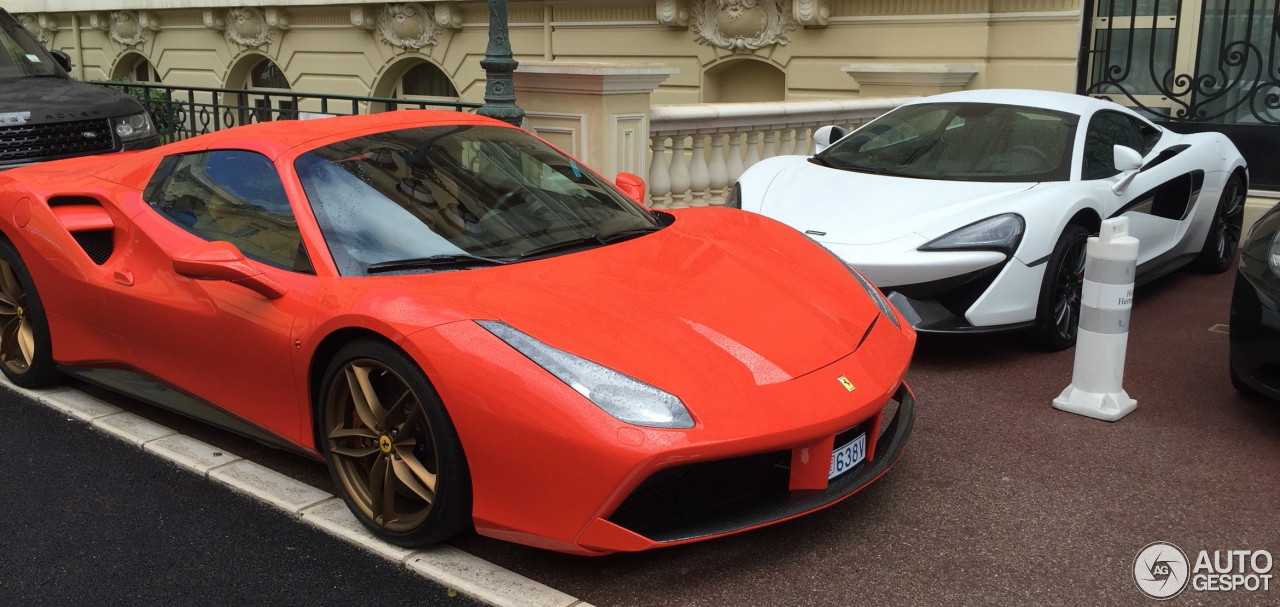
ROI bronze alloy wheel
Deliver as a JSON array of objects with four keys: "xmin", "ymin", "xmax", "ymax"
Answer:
[
  {"xmin": 0, "ymin": 257, "xmax": 36, "ymax": 374},
  {"xmin": 319, "ymin": 340, "xmax": 470, "ymax": 546},
  {"xmin": 0, "ymin": 240, "xmax": 57, "ymax": 388}
]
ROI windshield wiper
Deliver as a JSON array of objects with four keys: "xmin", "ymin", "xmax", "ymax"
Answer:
[
  {"xmin": 366, "ymin": 253, "xmax": 511, "ymax": 274},
  {"xmin": 517, "ymin": 226, "xmax": 662, "ymax": 259},
  {"xmin": 810, "ymin": 155, "xmax": 891, "ymax": 175}
]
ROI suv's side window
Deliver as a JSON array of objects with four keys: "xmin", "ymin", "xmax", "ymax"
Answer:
[
  {"xmin": 1082, "ymin": 111, "xmax": 1161, "ymax": 180},
  {"xmin": 145, "ymin": 150, "xmax": 313, "ymax": 273}
]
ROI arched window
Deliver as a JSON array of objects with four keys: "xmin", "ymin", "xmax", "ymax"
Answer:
[
  {"xmin": 239, "ymin": 58, "xmax": 292, "ymax": 123},
  {"xmin": 131, "ymin": 57, "xmax": 159, "ymax": 82},
  {"xmin": 398, "ymin": 62, "xmax": 458, "ymax": 99},
  {"xmin": 247, "ymin": 59, "xmax": 289, "ymax": 90},
  {"xmin": 112, "ymin": 53, "xmax": 159, "ymax": 82},
  {"xmin": 703, "ymin": 60, "xmax": 785, "ymax": 103}
]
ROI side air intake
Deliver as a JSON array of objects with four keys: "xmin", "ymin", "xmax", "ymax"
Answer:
[{"xmin": 48, "ymin": 196, "xmax": 116, "ymax": 265}]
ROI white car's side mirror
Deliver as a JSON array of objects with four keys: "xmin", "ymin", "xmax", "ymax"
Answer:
[
  {"xmin": 813, "ymin": 125, "xmax": 847, "ymax": 155},
  {"xmin": 1114, "ymin": 145, "xmax": 1143, "ymax": 171},
  {"xmin": 1111, "ymin": 145, "xmax": 1144, "ymax": 194}
]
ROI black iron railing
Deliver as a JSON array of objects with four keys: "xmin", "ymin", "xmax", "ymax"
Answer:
[
  {"xmin": 1079, "ymin": 0, "xmax": 1280, "ymax": 187},
  {"xmin": 96, "ymin": 81, "xmax": 482, "ymax": 142},
  {"xmin": 1081, "ymin": 0, "xmax": 1280, "ymax": 124}
]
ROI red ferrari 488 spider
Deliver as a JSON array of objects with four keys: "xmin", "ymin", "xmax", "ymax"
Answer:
[{"xmin": 0, "ymin": 110, "xmax": 915, "ymax": 554}]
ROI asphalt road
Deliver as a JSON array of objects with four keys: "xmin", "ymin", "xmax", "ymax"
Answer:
[
  {"xmin": 0, "ymin": 392, "xmax": 482, "ymax": 607},
  {"xmin": 3, "ymin": 266, "xmax": 1277, "ymax": 606}
]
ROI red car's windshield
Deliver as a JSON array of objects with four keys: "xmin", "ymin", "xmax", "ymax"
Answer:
[{"xmin": 295, "ymin": 125, "xmax": 659, "ymax": 276}]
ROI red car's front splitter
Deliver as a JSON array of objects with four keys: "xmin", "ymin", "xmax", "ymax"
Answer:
[{"xmin": 574, "ymin": 383, "xmax": 917, "ymax": 553}]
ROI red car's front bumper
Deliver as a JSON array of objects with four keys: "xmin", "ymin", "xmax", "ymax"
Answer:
[{"xmin": 576, "ymin": 383, "xmax": 915, "ymax": 552}]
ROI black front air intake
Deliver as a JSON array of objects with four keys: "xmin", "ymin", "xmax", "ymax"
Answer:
[{"xmin": 605, "ymin": 385, "xmax": 915, "ymax": 543}]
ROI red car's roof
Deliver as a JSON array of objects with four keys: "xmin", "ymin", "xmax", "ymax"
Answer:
[{"xmin": 6, "ymin": 110, "xmax": 510, "ymax": 188}]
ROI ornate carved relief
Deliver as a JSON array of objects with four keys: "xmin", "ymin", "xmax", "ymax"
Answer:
[
  {"xmin": 691, "ymin": 0, "xmax": 796, "ymax": 50},
  {"xmin": 88, "ymin": 13, "xmax": 110, "ymax": 31},
  {"xmin": 202, "ymin": 10, "xmax": 225, "ymax": 31},
  {"xmin": 350, "ymin": 7, "xmax": 378, "ymax": 30},
  {"xmin": 108, "ymin": 11, "xmax": 159, "ymax": 47},
  {"xmin": 18, "ymin": 14, "xmax": 58, "ymax": 45},
  {"xmin": 377, "ymin": 3, "xmax": 442, "ymax": 49},
  {"xmin": 207, "ymin": 7, "xmax": 278, "ymax": 48},
  {"xmin": 657, "ymin": 0, "xmax": 691, "ymax": 27},
  {"xmin": 265, "ymin": 8, "xmax": 290, "ymax": 31},
  {"xmin": 793, "ymin": 0, "xmax": 829, "ymax": 27},
  {"xmin": 434, "ymin": 3, "xmax": 464, "ymax": 30}
]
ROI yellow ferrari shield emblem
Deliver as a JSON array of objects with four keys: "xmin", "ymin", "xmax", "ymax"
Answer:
[
  {"xmin": 838, "ymin": 376, "xmax": 855, "ymax": 392},
  {"xmin": 378, "ymin": 435, "xmax": 393, "ymax": 454}
]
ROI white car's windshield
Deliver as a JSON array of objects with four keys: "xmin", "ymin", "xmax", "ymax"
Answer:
[
  {"xmin": 815, "ymin": 102, "xmax": 1076, "ymax": 182},
  {"xmin": 295, "ymin": 125, "xmax": 660, "ymax": 276}
]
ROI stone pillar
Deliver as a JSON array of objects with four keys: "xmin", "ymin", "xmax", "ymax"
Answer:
[{"xmin": 513, "ymin": 62, "xmax": 677, "ymax": 181}]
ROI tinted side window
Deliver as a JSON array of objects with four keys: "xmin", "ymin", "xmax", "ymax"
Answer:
[
  {"xmin": 1083, "ymin": 111, "xmax": 1160, "ymax": 180},
  {"xmin": 145, "ymin": 150, "xmax": 313, "ymax": 273}
]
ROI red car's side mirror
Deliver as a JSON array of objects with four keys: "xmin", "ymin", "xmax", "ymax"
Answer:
[
  {"xmin": 614, "ymin": 172, "xmax": 647, "ymax": 206},
  {"xmin": 171, "ymin": 241, "xmax": 286, "ymax": 300}
]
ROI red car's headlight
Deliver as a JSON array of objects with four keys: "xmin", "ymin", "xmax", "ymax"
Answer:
[{"xmin": 478, "ymin": 320, "xmax": 695, "ymax": 429}]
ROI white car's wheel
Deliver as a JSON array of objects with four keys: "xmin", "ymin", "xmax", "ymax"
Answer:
[
  {"xmin": 1192, "ymin": 175, "xmax": 1245, "ymax": 273},
  {"xmin": 1033, "ymin": 224, "xmax": 1090, "ymax": 350}
]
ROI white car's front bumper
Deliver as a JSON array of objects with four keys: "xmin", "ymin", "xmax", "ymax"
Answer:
[{"xmin": 820, "ymin": 236, "xmax": 1047, "ymax": 332}]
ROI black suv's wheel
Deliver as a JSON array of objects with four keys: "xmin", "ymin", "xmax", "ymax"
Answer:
[{"xmin": 318, "ymin": 339, "xmax": 471, "ymax": 547}]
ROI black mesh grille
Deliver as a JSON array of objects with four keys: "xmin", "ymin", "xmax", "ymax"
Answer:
[
  {"xmin": 607, "ymin": 450, "xmax": 792, "ymax": 538},
  {"xmin": 0, "ymin": 118, "xmax": 116, "ymax": 164},
  {"xmin": 605, "ymin": 397, "xmax": 905, "ymax": 542},
  {"xmin": 71, "ymin": 231, "xmax": 114, "ymax": 264}
]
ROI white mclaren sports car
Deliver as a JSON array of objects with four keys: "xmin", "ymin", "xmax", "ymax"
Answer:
[{"xmin": 730, "ymin": 89, "xmax": 1247, "ymax": 349}]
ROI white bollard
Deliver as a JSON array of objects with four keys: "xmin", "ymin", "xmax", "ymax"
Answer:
[{"xmin": 1053, "ymin": 217, "xmax": 1138, "ymax": 421}]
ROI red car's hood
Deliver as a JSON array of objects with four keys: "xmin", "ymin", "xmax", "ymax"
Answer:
[{"xmin": 435, "ymin": 208, "xmax": 879, "ymax": 395}]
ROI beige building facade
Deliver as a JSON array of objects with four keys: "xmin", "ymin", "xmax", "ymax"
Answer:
[
  {"xmin": 7, "ymin": 1, "xmax": 1084, "ymax": 105},
  {"xmin": 8, "ymin": 0, "xmax": 1278, "ymax": 218}
]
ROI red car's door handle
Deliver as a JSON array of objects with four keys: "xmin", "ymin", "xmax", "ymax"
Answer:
[{"xmin": 114, "ymin": 271, "xmax": 134, "ymax": 286}]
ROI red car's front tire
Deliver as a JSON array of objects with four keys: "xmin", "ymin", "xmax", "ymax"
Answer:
[
  {"xmin": 318, "ymin": 339, "xmax": 472, "ymax": 547},
  {"xmin": 0, "ymin": 239, "xmax": 59, "ymax": 388}
]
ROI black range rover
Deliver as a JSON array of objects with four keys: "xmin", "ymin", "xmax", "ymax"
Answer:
[{"xmin": 1, "ymin": 8, "xmax": 159, "ymax": 168}]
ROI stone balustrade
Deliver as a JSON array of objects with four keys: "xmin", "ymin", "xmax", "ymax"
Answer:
[{"xmin": 645, "ymin": 97, "xmax": 915, "ymax": 208}]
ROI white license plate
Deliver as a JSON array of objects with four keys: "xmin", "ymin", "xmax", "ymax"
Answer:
[{"xmin": 828, "ymin": 433, "xmax": 866, "ymax": 480}]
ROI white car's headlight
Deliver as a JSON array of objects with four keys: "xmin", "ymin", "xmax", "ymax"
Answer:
[
  {"xmin": 918, "ymin": 213, "xmax": 1024, "ymax": 256},
  {"xmin": 478, "ymin": 321, "xmax": 694, "ymax": 429},
  {"xmin": 114, "ymin": 111, "xmax": 157, "ymax": 142}
]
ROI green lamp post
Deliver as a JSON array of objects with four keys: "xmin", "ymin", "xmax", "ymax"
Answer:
[{"xmin": 476, "ymin": 0, "xmax": 525, "ymax": 127}]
